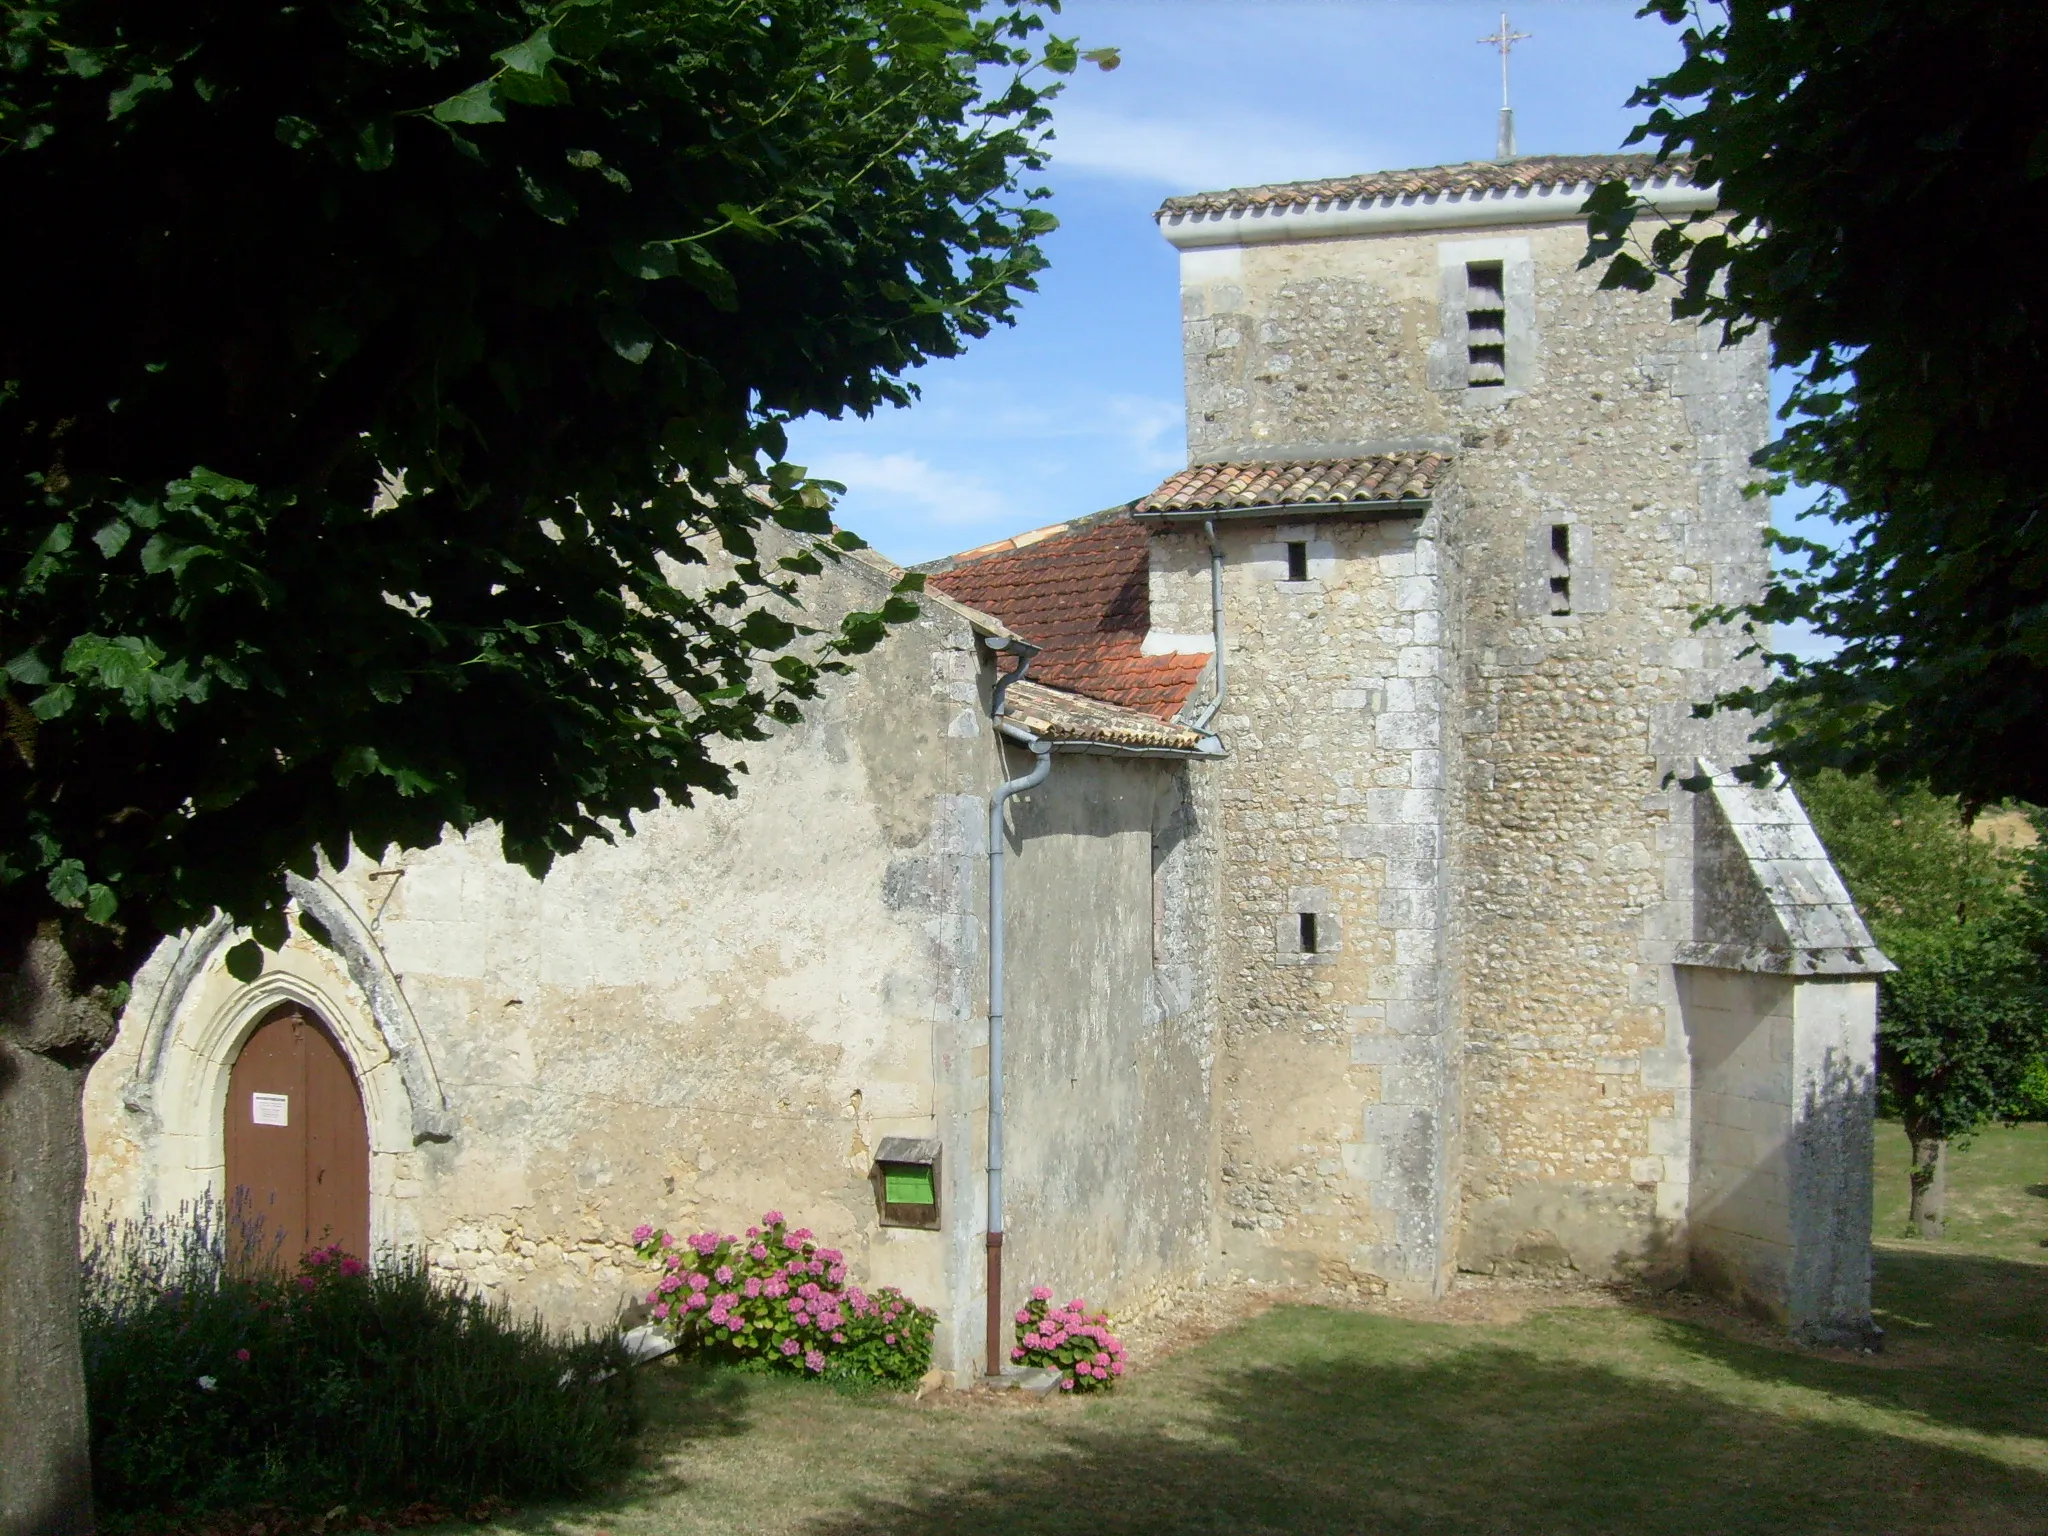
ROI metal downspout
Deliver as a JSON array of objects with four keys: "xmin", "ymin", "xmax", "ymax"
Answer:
[
  {"xmin": 1191, "ymin": 518, "xmax": 1228, "ymax": 732},
  {"xmin": 982, "ymin": 636, "xmax": 1051, "ymax": 1379}
]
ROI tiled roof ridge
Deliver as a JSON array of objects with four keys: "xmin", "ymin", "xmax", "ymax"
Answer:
[
  {"xmin": 1138, "ymin": 453, "xmax": 1450, "ymax": 515},
  {"xmin": 1158, "ymin": 152, "xmax": 1697, "ymax": 218}
]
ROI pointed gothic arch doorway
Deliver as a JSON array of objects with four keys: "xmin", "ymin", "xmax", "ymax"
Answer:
[{"xmin": 224, "ymin": 1003, "xmax": 370, "ymax": 1264}]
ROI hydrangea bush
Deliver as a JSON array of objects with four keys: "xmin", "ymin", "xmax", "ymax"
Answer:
[
  {"xmin": 631, "ymin": 1211, "xmax": 935, "ymax": 1388},
  {"xmin": 1011, "ymin": 1286, "xmax": 1127, "ymax": 1392}
]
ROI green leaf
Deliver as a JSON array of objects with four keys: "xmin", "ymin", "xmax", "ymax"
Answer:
[
  {"xmin": 599, "ymin": 309, "xmax": 656, "ymax": 365},
  {"xmin": 29, "ymin": 685, "xmax": 74, "ymax": 721},
  {"xmin": 47, "ymin": 860, "xmax": 88, "ymax": 909},
  {"xmin": 5, "ymin": 651, "xmax": 51, "ymax": 687},
  {"xmin": 498, "ymin": 68, "xmax": 571, "ymax": 108},
  {"xmin": 107, "ymin": 71, "xmax": 171, "ymax": 119},
  {"xmin": 93, "ymin": 519, "xmax": 131, "ymax": 558},
  {"xmin": 519, "ymin": 170, "xmax": 578, "ymax": 224},
  {"xmin": 85, "ymin": 884, "xmax": 117, "ymax": 925},
  {"xmin": 553, "ymin": 1, "xmax": 615, "ymax": 59},
  {"xmin": 224, "ymin": 940, "xmax": 265, "ymax": 983},
  {"xmin": 715, "ymin": 202, "xmax": 776, "ymax": 241},
  {"xmin": 493, "ymin": 27, "xmax": 558, "ymax": 76},
  {"xmin": 275, "ymin": 115, "xmax": 320, "ymax": 151},
  {"xmin": 1081, "ymin": 47, "xmax": 1122, "ymax": 71},
  {"xmin": 432, "ymin": 81, "xmax": 505, "ymax": 126},
  {"xmin": 1044, "ymin": 37, "xmax": 1079, "ymax": 74},
  {"xmin": 355, "ymin": 118, "xmax": 396, "ymax": 172},
  {"xmin": 677, "ymin": 245, "xmax": 738, "ymax": 311},
  {"xmin": 614, "ymin": 240, "xmax": 678, "ymax": 280}
]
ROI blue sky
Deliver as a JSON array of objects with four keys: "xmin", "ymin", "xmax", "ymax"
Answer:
[{"xmin": 788, "ymin": 1, "xmax": 1689, "ymax": 567}]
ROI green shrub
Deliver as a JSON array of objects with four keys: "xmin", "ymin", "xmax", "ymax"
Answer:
[
  {"xmin": 631, "ymin": 1211, "xmax": 936, "ymax": 1387},
  {"xmin": 82, "ymin": 1203, "xmax": 638, "ymax": 1519}
]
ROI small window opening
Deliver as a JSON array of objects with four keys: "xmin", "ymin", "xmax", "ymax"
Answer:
[
  {"xmin": 1285, "ymin": 541, "xmax": 1310, "ymax": 583},
  {"xmin": 1465, "ymin": 261, "xmax": 1506, "ymax": 388},
  {"xmin": 1298, "ymin": 911, "xmax": 1319, "ymax": 954},
  {"xmin": 1549, "ymin": 524, "xmax": 1572, "ymax": 614}
]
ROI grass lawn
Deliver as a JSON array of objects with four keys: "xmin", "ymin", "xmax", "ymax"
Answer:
[{"xmin": 457, "ymin": 1128, "xmax": 2048, "ymax": 1536}]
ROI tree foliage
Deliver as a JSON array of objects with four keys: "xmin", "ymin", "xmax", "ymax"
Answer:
[
  {"xmin": 1586, "ymin": 1, "xmax": 2048, "ymax": 810},
  {"xmin": 0, "ymin": 0, "xmax": 1105, "ymax": 983},
  {"xmin": 1797, "ymin": 771, "xmax": 2048, "ymax": 1145}
]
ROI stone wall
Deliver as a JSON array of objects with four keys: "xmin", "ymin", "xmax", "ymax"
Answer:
[
  {"xmin": 1146, "ymin": 505, "xmax": 1460, "ymax": 1295},
  {"xmin": 1169, "ymin": 208, "xmax": 1772, "ymax": 1286},
  {"xmin": 84, "ymin": 548, "xmax": 1219, "ymax": 1381}
]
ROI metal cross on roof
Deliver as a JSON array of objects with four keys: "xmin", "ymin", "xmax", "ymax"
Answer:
[{"xmin": 1478, "ymin": 12, "xmax": 1532, "ymax": 160}]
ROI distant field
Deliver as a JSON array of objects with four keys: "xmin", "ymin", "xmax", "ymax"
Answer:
[{"xmin": 1874, "ymin": 1119, "xmax": 2048, "ymax": 1261}]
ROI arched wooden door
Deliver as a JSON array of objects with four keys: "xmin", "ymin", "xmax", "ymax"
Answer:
[{"xmin": 224, "ymin": 1004, "xmax": 370, "ymax": 1265}]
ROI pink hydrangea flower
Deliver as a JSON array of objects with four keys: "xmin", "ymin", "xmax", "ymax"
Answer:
[
  {"xmin": 714, "ymin": 1265, "xmax": 733, "ymax": 1284},
  {"xmin": 658, "ymin": 1274, "xmax": 682, "ymax": 1294},
  {"xmin": 884, "ymin": 1333, "xmax": 896, "ymax": 1346},
  {"xmin": 1031, "ymin": 1285, "xmax": 1052, "ymax": 1301},
  {"xmin": 747, "ymin": 1226, "xmax": 761, "ymax": 1238},
  {"xmin": 661, "ymin": 1232, "xmax": 675, "ymax": 1248},
  {"xmin": 689, "ymin": 1232, "xmax": 718, "ymax": 1255},
  {"xmin": 833, "ymin": 1331, "xmax": 847, "ymax": 1344},
  {"xmin": 790, "ymin": 1227, "xmax": 813, "ymax": 1242},
  {"xmin": 781, "ymin": 1338, "xmax": 801, "ymax": 1357},
  {"xmin": 762, "ymin": 1210, "xmax": 785, "ymax": 1227},
  {"xmin": 652, "ymin": 1302, "xmax": 670, "ymax": 1320},
  {"xmin": 745, "ymin": 1277, "xmax": 763, "ymax": 1298},
  {"xmin": 1015, "ymin": 1307, "xmax": 1031, "ymax": 1324},
  {"xmin": 687, "ymin": 1292, "xmax": 709, "ymax": 1311},
  {"xmin": 1111, "ymin": 1361, "xmax": 1125, "ymax": 1376},
  {"xmin": 631, "ymin": 1223, "xmax": 654, "ymax": 1244},
  {"xmin": 687, "ymin": 1272, "xmax": 709, "ymax": 1292},
  {"xmin": 804, "ymin": 1349, "xmax": 825, "ymax": 1373},
  {"xmin": 1059, "ymin": 1378, "xmax": 1074, "ymax": 1391},
  {"xmin": 750, "ymin": 1243, "xmax": 769, "ymax": 1261}
]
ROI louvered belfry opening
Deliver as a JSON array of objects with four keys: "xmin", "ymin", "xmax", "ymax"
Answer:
[{"xmin": 1465, "ymin": 260, "xmax": 1507, "ymax": 387}]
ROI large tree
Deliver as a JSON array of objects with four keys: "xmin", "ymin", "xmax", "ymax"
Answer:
[
  {"xmin": 1797, "ymin": 772, "xmax": 2048, "ymax": 1237},
  {"xmin": 0, "ymin": 3, "xmax": 1102, "ymax": 1529},
  {"xmin": 1586, "ymin": 0, "xmax": 2048, "ymax": 809}
]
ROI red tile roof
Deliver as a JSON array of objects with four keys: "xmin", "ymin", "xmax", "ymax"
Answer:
[
  {"xmin": 1138, "ymin": 454, "xmax": 1447, "ymax": 515},
  {"xmin": 1158, "ymin": 153, "xmax": 1697, "ymax": 217},
  {"xmin": 925, "ymin": 514, "xmax": 1209, "ymax": 723},
  {"xmin": 1001, "ymin": 680, "xmax": 1208, "ymax": 753}
]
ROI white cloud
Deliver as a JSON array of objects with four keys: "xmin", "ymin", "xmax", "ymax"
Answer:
[
  {"xmin": 1044, "ymin": 101, "xmax": 1393, "ymax": 194},
  {"xmin": 805, "ymin": 451, "xmax": 1016, "ymax": 530}
]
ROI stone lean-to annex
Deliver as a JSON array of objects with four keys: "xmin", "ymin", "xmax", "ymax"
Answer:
[{"xmin": 82, "ymin": 152, "xmax": 1891, "ymax": 1379}]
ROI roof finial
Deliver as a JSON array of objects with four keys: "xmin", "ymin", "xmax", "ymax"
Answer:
[{"xmin": 1478, "ymin": 11, "xmax": 1532, "ymax": 161}]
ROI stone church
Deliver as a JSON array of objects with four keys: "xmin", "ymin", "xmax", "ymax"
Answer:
[{"xmin": 83, "ymin": 153, "xmax": 1890, "ymax": 1380}]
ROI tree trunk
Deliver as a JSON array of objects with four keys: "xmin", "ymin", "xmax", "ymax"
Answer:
[
  {"xmin": 1906, "ymin": 1129, "xmax": 1948, "ymax": 1240},
  {"xmin": 0, "ymin": 928, "xmax": 119, "ymax": 1536}
]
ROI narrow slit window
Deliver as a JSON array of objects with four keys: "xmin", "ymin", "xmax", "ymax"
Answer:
[
  {"xmin": 1285, "ymin": 541, "xmax": 1310, "ymax": 582},
  {"xmin": 1465, "ymin": 260, "xmax": 1506, "ymax": 388},
  {"xmin": 1298, "ymin": 911, "xmax": 1319, "ymax": 954},
  {"xmin": 1549, "ymin": 524, "xmax": 1572, "ymax": 614}
]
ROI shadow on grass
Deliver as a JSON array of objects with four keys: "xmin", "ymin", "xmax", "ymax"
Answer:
[
  {"xmin": 1627, "ymin": 1247, "xmax": 2048, "ymax": 1445},
  {"xmin": 797, "ymin": 1316, "xmax": 2048, "ymax": 1536},
  {"xmin": 481, "ymin": 1355, "xmax": 757, "ymax": 1527}
]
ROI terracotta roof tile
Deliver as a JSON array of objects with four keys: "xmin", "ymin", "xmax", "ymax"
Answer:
[
  {"xmin": 1157, "ymin": 153, "xmax": 1696, "ymax": 218},
  {"xmin": 1001, "ymin": 680, "xmax": 1207, "ymax": 753},
  {"xmin": 927, "ymin": 515, "xmax": 1209, "ymax": 723},
  {"xmin": 1138, "ymin": 454, "xmax": 1447, "ymax": 515}
]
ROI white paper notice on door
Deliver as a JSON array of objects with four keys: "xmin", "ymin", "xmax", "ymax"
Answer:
[{"xmin": 251, "ymin": 1092, "xmax": 289, "ymax": 1127}]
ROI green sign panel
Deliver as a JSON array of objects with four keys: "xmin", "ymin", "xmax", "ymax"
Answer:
[{"xmin": 883, "ymin": 1164, "xmax": 936, "ymax": 1205}]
